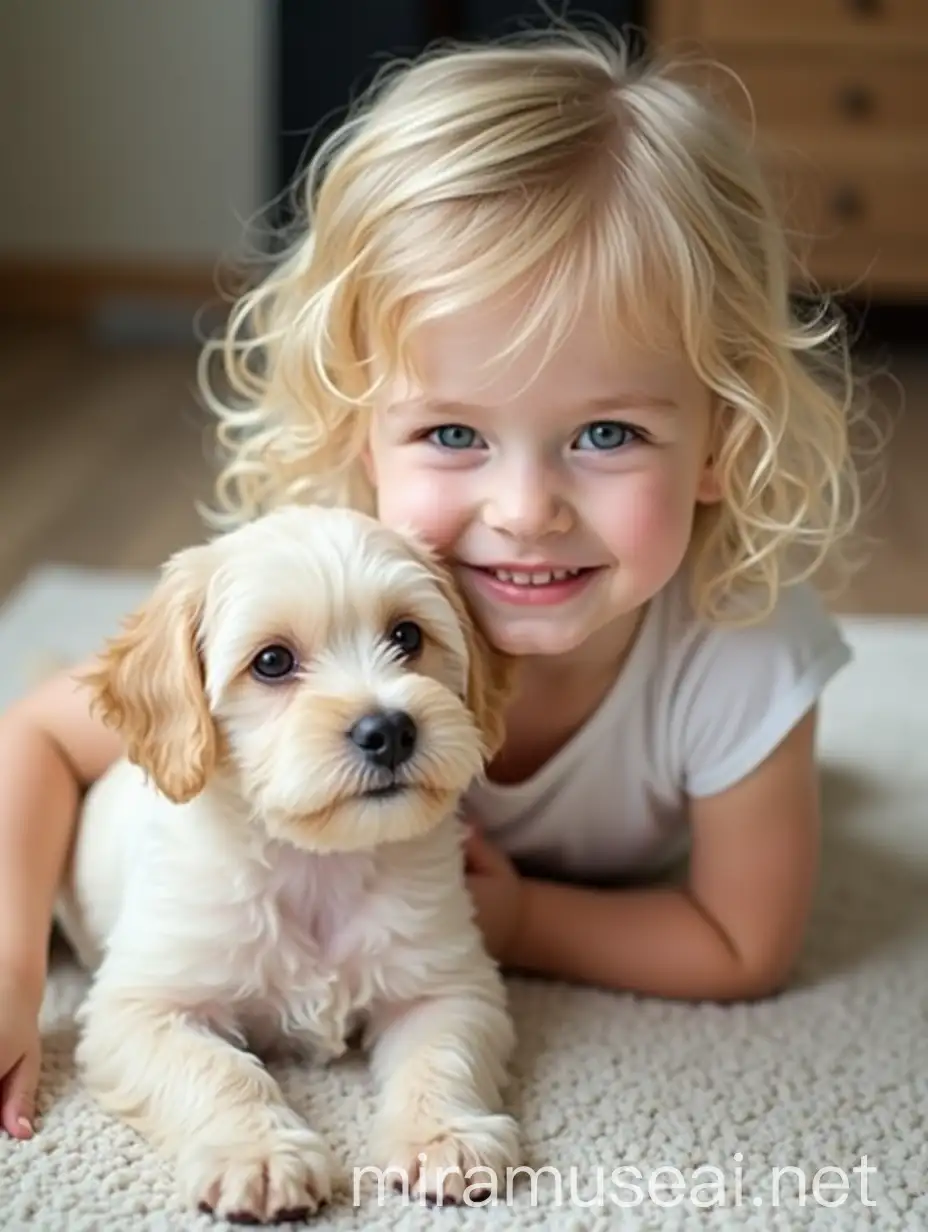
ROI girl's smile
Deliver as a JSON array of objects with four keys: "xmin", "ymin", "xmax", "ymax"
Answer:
[{"xmin": 458, "ymin": 562, "xmax": 605, "ymax": 607}]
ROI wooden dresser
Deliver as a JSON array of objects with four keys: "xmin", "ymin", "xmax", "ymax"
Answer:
[{"xmin": 650, "ymin": 0, "xmax": 928, "ymax": 300}]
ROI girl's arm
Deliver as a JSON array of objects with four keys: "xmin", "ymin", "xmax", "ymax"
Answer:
[
  {"xmin": 472, "ymin": 709, "xmax": 821, "ymax": 1002},
  {"xmin": 0, "ymin": 662, "xmax": 123, "ymax": 1134},
  {"xmin": 0, "ymin": 664, "xmax": 124, "ymax": 981}
]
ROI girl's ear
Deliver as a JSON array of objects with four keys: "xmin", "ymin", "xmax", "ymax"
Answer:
[
  {"xmin": 697, "ymin": 454, "xmax": 723, "ymax": 505},
  {"xmin": 697, "ymin": 401, "xmax": 726, "ymax": 505}
]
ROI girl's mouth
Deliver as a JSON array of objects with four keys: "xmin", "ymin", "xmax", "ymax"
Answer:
[{"xmin": 464, "ymin": 565, "xmax": 602, "ymax": 606}]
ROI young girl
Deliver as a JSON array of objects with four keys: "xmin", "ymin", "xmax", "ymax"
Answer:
[{"xmin": 0, "ymin": 26, "xmax": 867, "ymax": 1139}]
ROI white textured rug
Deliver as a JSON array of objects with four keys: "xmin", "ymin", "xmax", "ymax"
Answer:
[{"xmin": 0, "ymin": 565, "xmax": 926, "ymax": 1231}]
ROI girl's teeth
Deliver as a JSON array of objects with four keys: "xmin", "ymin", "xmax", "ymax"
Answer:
[{"xmin": 490, "ymin": 568, "xmax": 582, "ymax": 586}]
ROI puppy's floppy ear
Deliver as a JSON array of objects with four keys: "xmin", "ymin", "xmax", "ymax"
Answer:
[
  {"xmin": 455, "ymin": 600, "xmax": 517, "ymax": 762},
  {"xmin": 81, "ymin": 545, "xmax": 216, "ymax": 803},
  {"xmin": 406, "ymin": 539, "xmax": 517, "ymax": 761}
]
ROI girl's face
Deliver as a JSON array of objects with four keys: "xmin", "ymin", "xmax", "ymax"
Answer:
[{"xmin": 365, "ymin": 290, "xmax": 721, "ymax": 662}]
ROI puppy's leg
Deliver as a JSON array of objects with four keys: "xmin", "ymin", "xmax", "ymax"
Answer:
[
  {"xmin": 365, "ymin": 980, "xmax": 519, "ymax": 1205},
  {"xmin": 77, "ymin": 991, "xmax": 334, "ymax": 1223}
]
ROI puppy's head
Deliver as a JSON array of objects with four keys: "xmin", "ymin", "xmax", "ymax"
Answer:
[{"xmin": 83, "ymin": 505, "xmax": 515, "ymax": 851}]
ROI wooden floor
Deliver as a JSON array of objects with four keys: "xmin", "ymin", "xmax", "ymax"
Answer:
[
  {"xmin": 0, "ymin": 323, "xmax": 926, "ymax": 615},
  {"xmin": 0, "ymin": 325, "xmax": 212, "ymax": 602}
]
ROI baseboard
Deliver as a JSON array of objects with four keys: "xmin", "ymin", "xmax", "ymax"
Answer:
[{"xmin": 0, "ymin": 257, "xmax": 241, "ymax": 326}]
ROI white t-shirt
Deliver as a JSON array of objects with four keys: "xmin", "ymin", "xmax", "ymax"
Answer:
[{"xmin": 465, "ymin": 571, "xmax": 852, "ymax": 884}]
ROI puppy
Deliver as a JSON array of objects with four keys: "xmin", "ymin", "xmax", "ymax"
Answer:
[{"xmin": 54, "ymin": 505, "xmax": 519, "ymax": 1223}]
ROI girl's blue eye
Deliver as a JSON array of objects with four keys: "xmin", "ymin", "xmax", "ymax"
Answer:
[
  {"xmin": 574, "ymin": 421, "xmax": 638, "ymax": 451},
  {"xmin": 429, "ymin": 424, "xmax": 481, "ymax": 450}
]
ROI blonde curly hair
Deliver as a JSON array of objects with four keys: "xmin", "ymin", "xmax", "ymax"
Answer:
[{"xmin": 200, "ymin": 24, "xmax": 870, "ymax": 625}]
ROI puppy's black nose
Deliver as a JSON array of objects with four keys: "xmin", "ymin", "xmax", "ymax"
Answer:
[{"xmin": 348, "ymin": 708, "xmax": 417, "ymax": 770}]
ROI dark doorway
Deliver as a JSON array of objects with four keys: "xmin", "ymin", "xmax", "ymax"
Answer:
[{"xmin": 274, "ymin": 1, "xmax": 644, "ymax": 210}]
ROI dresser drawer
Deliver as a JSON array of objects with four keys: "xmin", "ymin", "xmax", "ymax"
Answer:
[
  {"xmin": 649, "ymin": 0, "xmax": 928, "ymax": 296},
  {"xmin": 714, "ymin": 51, "xmax": 928, "ymax": 139},
  {"xmin": 695, "ymin": 0, "xmax": 928, "ymax": 48},
  {"xmin": 772, "ymin": 148, "xmax": 928, "ymax": 238}
]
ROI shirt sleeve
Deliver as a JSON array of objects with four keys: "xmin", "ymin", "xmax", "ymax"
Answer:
[{"xmin": 671, "ymin": 582, "xmax": 853, "ymax": 799}]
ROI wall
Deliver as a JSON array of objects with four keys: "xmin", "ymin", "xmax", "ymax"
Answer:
[{"xmin": 0, "ymin": 0, "xmax": 270, "ymax": 265}]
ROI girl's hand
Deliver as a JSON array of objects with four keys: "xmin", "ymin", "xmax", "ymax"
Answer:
[
  {"xmin": 463, "ymin": 821, "xmax": 526, "ymax": 967},
  {"xmin": 0, "ymin": 973, "xmax": 42, "ymax": 1138}
]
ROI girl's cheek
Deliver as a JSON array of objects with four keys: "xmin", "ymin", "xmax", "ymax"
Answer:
[
  {"xmin": 376, "ymin": 471, "xmax": 465, "ymax": 552},
  {"xmin": 594, "ymin": 470, "xmax": 690, "ymax": 553}
]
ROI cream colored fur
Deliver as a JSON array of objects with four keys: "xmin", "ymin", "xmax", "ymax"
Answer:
[{"xmin": 53, "ymin": 505, "xmax": 519, "ymax": 1224}]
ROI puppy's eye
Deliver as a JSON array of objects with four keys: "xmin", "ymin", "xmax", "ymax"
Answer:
[
  {"xmin": 388, "ymin": 619, "xmax": 423, "ymax": 660},
  {"xmin": 250, "ymin": 644, "xmax": 297, "ymax": 681}
]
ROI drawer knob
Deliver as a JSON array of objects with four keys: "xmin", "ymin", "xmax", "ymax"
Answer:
[
  {"xmin": 837, "ymin": 84, "xmax": 875, "ymax": 120},
  {"xmin": 830, "ymin": 186, "xmax": 865, "ymax": 223},
  {"xmin": 845, "ymin": 0, "xmax": 882, "ymax": 15}
]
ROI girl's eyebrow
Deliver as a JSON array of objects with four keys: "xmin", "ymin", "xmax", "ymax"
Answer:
[
  {"xmin": 387, "ymin": 397, "xmax": 495, "ymax": 418},
  {"xmin": 577, "ymin": 394, "xmax": 679, "ymax": 413}
]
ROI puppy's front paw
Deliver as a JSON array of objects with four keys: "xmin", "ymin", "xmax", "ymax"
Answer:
[
  {"xmin": 377, "ymin": 1112, "xmax": 519, "ymax": 1206},
  {"xmin": 180, "ymin": 1130, "xmax": 334, "ymax": 1224}
]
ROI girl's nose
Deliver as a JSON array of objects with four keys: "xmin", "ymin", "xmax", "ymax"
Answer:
[{"xmin": 482, "ymin": 461, "xmax": 572, "ymax": 540}]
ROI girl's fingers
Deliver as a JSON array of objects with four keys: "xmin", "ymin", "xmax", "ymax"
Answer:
[
  {"xmin": 1, "ymin": 1047, "xmax": 39, "ymax": 1138},
  {"xmin": 464, "ymin": 826, "xmax": 502, "ymax": 873}
]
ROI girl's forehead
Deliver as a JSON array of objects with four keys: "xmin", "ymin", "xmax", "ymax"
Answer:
[{"xmin": 390, "ymin": 294, "xmax": 695, "ymax": 409}]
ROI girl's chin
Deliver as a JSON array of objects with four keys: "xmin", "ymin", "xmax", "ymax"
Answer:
[
  {"xmin": 476, "ymin": 615, "xmax": 596, "ymax": 658},
  {"xmin": 473, "ymin": 595, "xmax": 648, "ymax": 662}
]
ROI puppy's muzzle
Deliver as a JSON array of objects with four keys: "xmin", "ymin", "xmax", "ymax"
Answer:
[{"xmin": 348, "ymin": 707, "xmax": 418, "ymax": 771}]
